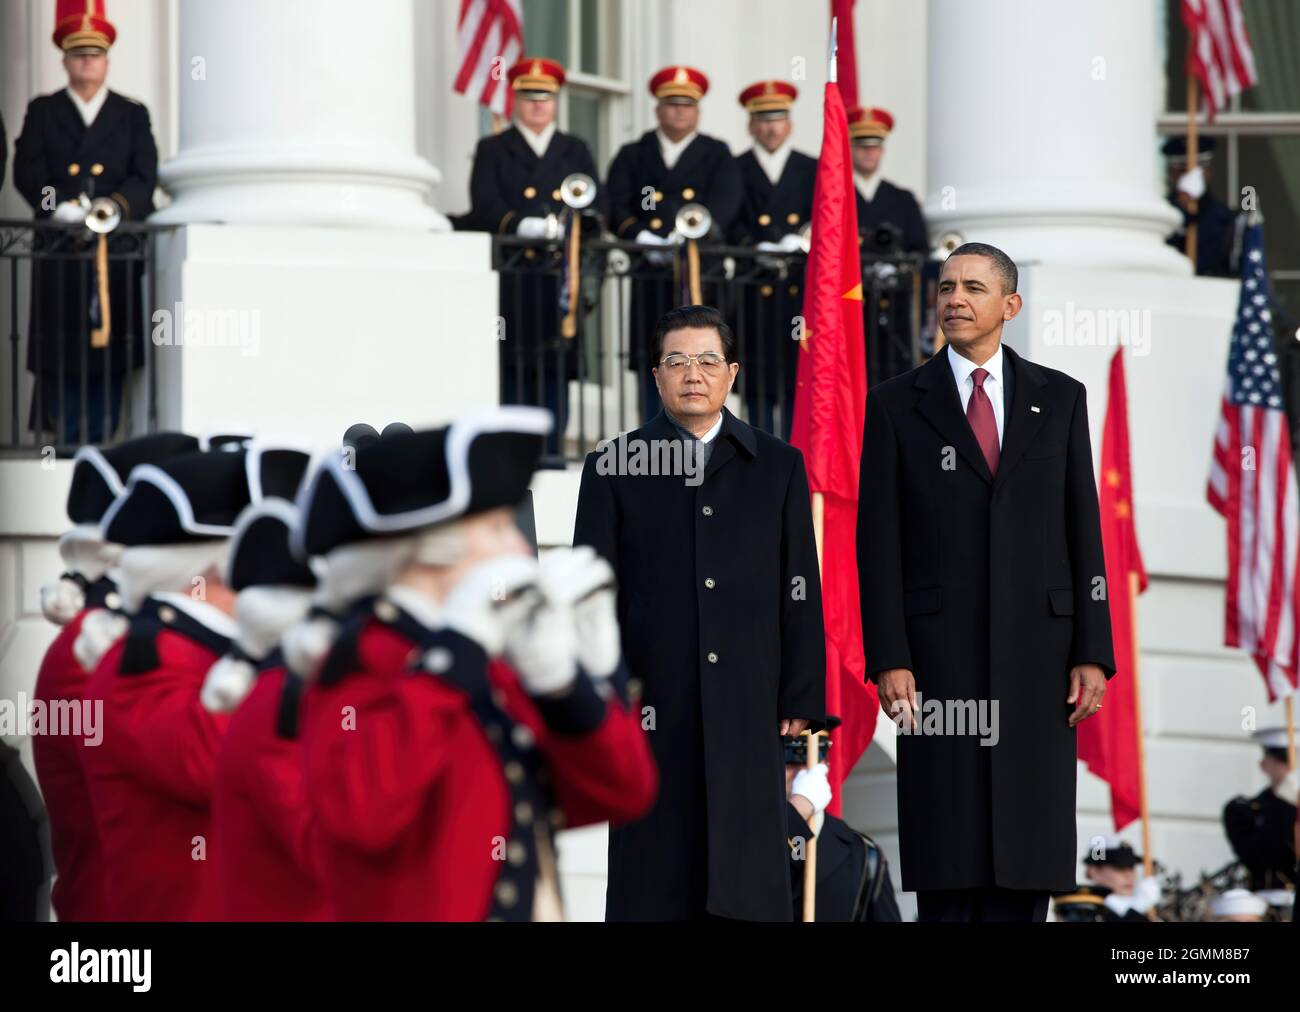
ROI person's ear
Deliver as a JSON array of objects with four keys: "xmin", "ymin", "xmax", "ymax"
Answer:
[{"xmin": 1004, "ymin": 292, "xmax": 1023, "ymax": 322}]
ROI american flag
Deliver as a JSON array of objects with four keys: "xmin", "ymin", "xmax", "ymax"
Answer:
[
  {"xmin": 1180, "ymin": 0, "xmax": 1258, "ymax": 120},
  {"xmin": 1207, "ymin": 224, "xmax": 1300, "ymax": 701},
  {"xmin": 454, "ymin": 0, "xmax": 524, "ymax": 118}
]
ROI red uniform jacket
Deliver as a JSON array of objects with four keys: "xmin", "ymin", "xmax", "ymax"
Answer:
[
  {"xmin": 32, "ymin": 579, "xmax": 117, "ymax": 922},
  {"xmin": 301, "ymin": 601, "xmax": 658, "ymax": 921},
  {"xmin": 81, "ymin": 597, "xmax": 233, "ymax": 921},
  {"xmin": 213, "ymin": 658, "xmax": 330, "ymax": 920}
]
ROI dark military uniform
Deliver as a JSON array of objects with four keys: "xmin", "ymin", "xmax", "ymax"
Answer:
[
  {"xmin": 1224, "ymin": 787, "xmax": 1298, "ymax": 891},
  {"xmin": 607, "ymin": 130, "xmax": 742, "ymax": 420},
  {"xmin": 13, "ymin": 89, "xmax": 158, "ymax": 443},
  {"xmin": 732, "ymin": 147, "xmax": 817, "ymax": 439},
  {"xmin": 467, "ymin": 124, "xmax": 601, "ymax": 450},
  {"xmin": 786, "ymin": 804, "xmax": 902, "ymax": 922}
]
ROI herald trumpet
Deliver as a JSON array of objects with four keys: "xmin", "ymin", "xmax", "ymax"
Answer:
[
  {"xmin": 672, "ymin": 203, "xmax": 712, "ymax": 242},
  {"xmin": 82, "ymin": 195, "xmax": 122, "ymax": 235},
  {"xmin": 560, "ymin": 172, "xmax": 597, "ymax": 210}
]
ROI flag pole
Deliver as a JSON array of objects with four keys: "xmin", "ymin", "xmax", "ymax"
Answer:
[
  {"xmin": 1185, "ymin": 40, "xmax": 1199, "ymax": 261},
  {"xmin": 1129, "ymin": 571, "xmax": 1154, "ymax": 881},
  {"xmin": 802, "ymin": 15, "xmax": 839, "ymax": 924}
]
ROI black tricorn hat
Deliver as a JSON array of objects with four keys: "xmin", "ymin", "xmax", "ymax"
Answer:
[
  {"xmin": 227, "ymin": 500, "xmax": 317, "ymax": 591},
  {"xmin": 102, "ymin": 442, "xmax": 313, "ymax": 547},
  {"xmin": 295, "ymin": 407, "xmax": 552, "ymax": 558},
  {"xmin": 66, "ymin": 432, "xmax": 199, "ymax": 526}
]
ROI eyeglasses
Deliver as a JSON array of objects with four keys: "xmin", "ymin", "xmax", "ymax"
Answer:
[{"xmin": 659, "ymin": 352, "xmax": 728, "ymax": 374}]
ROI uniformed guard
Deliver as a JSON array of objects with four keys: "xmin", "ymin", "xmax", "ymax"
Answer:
[
  {"xmin": 1081, "ymin": 837, "xmax": 1160, "ymax": 921},
  {"xmin": 731, "ymin": 80, "xmax": 817, "ymax": 439},
  {"xmin": 205, "ymin": 497, "xmax": 331, "ymax": 921},
  {"xmin": 1223, "ymin": 727, "xmax": 1297, "ymax": 892},
  {"xmin": 80, "ymin": 441, "xmax": 309, "ymax": 920},
  {"xmin": 784, "ymin": 721, "xmax": 903, "ymax": 922},
  {"xmin": 13, "ymin": 0, "xmax": 159, "ymax": 444},
  {"xmin": 1161, "ymin": 135, "xmax": 1235, "ymax": 278},
  {"xmin": 606, "ymin": 66, "xmax": 742, "ymax": 421},
  {"xmin": 464, "ymin": 57, "xmax": 601, "ymax": 457},
  {"xmin": 31, "ymin": 431, "xmax": 197, "ymax": 923},
  {"xmin": 296, "ymin": 406, "xmax": 657, "ymax": 920}
]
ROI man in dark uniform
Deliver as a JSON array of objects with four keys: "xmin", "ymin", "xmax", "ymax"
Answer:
[
  {"xmin": 464, "ymin": 58, "xmax": 602, "ymax": 456},
  {"xmin": 574, "ymin": 305, "xmax": 826, "ymax": 921},
  {"xmin": 13, "ymin": 0, "xmax": 159, "ymax": 444},
  {"xmin": 607, "ymin": 67, "xmax": 742, "ymax": 422},
  {"xmin": 1161, "ymin": 135, "xmax": 1235, "ymax": 278},
  {"xmin": 1223, "ymin": 727, "xmax": 1297, "ymax": 891},
  {"xmin": 731, "ymin": 80, "xmax": 817, "ymax": 439},
  {"xmin": 784, "ymin": 722, "xmax": 903, "ymax": 922},
  {"xmin": 848, "ymin": 106, "xmax": 927, "ymax": 385}
]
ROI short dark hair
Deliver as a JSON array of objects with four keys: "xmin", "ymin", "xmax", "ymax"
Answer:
[
  {"xmin": 652, "ymin": 305, "xmax": 737, "ymax": 364},
  {"xmin": 946, "ymin": 242, "xmax": 1018, "ymax": 294}
]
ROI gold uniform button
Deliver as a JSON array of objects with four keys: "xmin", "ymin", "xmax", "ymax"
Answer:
[
  {"xmin": 653, "ymin": 190, "xmax": 664, "ymax": 203},
  {"xmin": 682, "ymin": 187, "xmax": 696, "ymax": 200},
  {"xmin": 649, "ymin": 217, "xmax": 663, "ymax": 230},
  {"xmin": 551, "ymin": 188, "xmax": 561, "ymax": 200},
  {"xmin": 495, "ymin": 880, "xmax": 519, "ymax": 907},
  {"xmin": 761, "ymin": 284, "xmax": 774, "ymax": 297},
  {"xmin": 523, "ymin": 186, "xmax": 537, "ymax": 199},
  {"xmin": 91, "ymin": 163, "xmax": 105, "ymax": 176},
  {"xmin": 68, "ymin": 163, "xmax": 81, "ymax": 176},
  {"xmin": 787, "ymin": 212, "xmax": 800, "ymax": 225},
  {"xmin": 757, "ymin": 213, "xmax": 771, "ymax": 226}
]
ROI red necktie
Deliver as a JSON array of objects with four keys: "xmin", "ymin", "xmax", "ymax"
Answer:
[{"xmin": 966, "ymin": 367, "xmax": 1000, "ymax": 476}]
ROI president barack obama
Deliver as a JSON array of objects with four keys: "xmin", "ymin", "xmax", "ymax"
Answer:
[{"xmin": 857, "ymin": 243, "xmax": 1115, "ymax": 922}]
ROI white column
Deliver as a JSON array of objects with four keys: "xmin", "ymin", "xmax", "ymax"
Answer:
[
  {"xmin": 153, "ymin": 0, "xmax": 447, "ymax": 230},
  {"xmin": 925, "ymin": 0, "xmax": 1185, "ymax": 273}
]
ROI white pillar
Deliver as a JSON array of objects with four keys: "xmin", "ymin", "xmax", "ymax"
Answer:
[
  {"xmin": 925, "ymin": 0, "xmax": 1185, "ymax": 273},
  {"xmin": 153, "ymin": 0, "xmax": 447, "ymax": 230}
]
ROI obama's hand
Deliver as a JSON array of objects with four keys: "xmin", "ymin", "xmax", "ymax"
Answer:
[
  {"xmin": 1067, "ymin": 664, "xmax": 1107, "ymax": 727},
  {"xmin": 876, "ymin": 668, "xmax": 918, "ymax": 731}
]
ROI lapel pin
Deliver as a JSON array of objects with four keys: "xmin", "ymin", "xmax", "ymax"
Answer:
[{"xmin": 1030, "ymin": 405, "xmax": 1041, "ymax": 413}]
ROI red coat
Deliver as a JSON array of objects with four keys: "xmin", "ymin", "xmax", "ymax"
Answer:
[
  {"xmin": 213, "ymin": 662, "xmax": 330, "ymax": 921},
  {"xmin": 302, "ymin": 605, "xmax": 658, "ymax": 921},
  {"xmin": 81, "ymin": 600, "xmax": 232, "ymax": 921},
  {"xmin": 33, "ymin": 607, "xmax": 106, "ymax": 921}
]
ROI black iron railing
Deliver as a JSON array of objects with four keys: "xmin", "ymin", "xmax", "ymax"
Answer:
[
  {"xmin": 1, "ymin": 219, "xmax": 171, "ymax": 455},
  {"xmin": 492, "ymin": 234, "xmax": 937, "ymax": 465}
]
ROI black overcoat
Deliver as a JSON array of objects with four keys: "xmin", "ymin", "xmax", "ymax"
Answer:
[
  {"xmin": 856, "ymin": 346, "xmax": 1115, "ymax": 893},
  {"xmin": 573, "ymin": 408, "xmax": 826, "ymax": 920},
  {"xmin": 14, "ymin": 90, "xmax": 158, "ymax": 381}
]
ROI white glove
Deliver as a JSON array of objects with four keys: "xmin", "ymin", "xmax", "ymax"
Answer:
[
  {"xmin": 536, "ymin": 546, "xmax": 620, "ymax": 679},
  {"xmin": 53, "ymin": 200, "xmax": 85, "ymax": 223},
  {"xmin": 1177, "ymin": 166, "xmax": 1206, "ymax": 201},
  {"xmin": 439, "ymin": 555, "xmax": 541, "ymax": 657},
  {"xmin": 777, "ymin": 232, "xmax": 805, "ymax": 252},
  {"xmin": 791, "ymin": 762, "xmax": 832, "ymax": 816},
  {"xmin": 516, "ymin": 216, "xmax": 552, "ymax": 240}
]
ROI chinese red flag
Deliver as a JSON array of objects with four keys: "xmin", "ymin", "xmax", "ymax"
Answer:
[
  {"xmin": 790, "ymin": 75, "xmax": 875, "ymax": 816},
  {"xmin": 1079, "ymin": 348, "xmax": 1148, "ymax": 830}
]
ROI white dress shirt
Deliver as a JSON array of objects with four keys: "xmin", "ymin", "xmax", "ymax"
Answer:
[
  {"xmin": 657, "ymin": 129, "xmax": 698, "ymax": 170},
  {"xmin": 517, "ymin": 120, "xmax": 556, "ymax": 159},
  {"xmin": 854, "ymin": 170, "xmax": 883, "ymax": 204},
  {"xmin": 752, "ymin": 141, "xmax": 792, "ymax": 186},
  {"xmin": 948, "ymin": 343, "xmax": 1005, "ymax": 447},
  {"xmin": 67, "ymin": 86, "xmax": 108, "ymax": 127}
]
